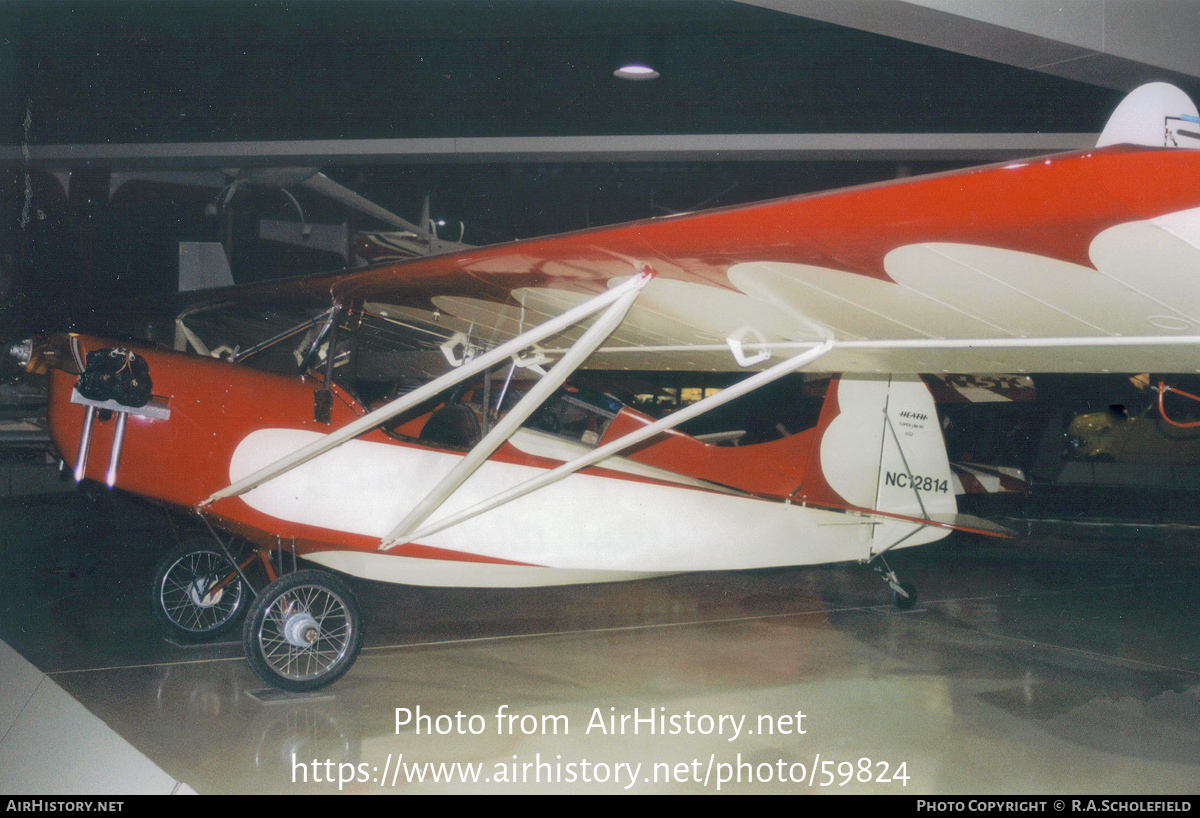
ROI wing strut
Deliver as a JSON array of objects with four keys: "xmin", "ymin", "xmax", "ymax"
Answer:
[
  {"xmin": 380, "ymin": 340, "xmax": 835, "ymax": 552},
  {"xmin": 383, "ymin": 275, "xmax": 646, "ymax": 544},
  {"xmin": 199, "ymin": 270, "xmax": 654, "ymax": 509}
]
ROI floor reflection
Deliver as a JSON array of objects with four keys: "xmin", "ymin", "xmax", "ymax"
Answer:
[{"xmin": 2, "ymin": 490, "xmax": 1199, "ymax": 793}]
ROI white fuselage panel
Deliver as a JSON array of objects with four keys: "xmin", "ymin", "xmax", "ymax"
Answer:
[{"xmin": 229, "ymin": 429, "xmax": 889, "ymax": 577}]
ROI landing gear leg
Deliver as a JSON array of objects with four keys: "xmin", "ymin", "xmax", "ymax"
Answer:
[
  {"xmin": 193, "ymin": 515, "xmax": 361, "ymax": 691},
  {"xmin": 870, "ymin": 556, "xmax": 918, "ymax": 610}
]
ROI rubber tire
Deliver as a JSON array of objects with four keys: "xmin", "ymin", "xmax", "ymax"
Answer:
[
  {"xmin": 893, "ymin": 581, "xmax": 918, "ymax": 611},
  {"xmin": 243, "ymin": 570, "xmax": 364, "ymax": 692},
  {"xmin": 151, "ymin": 538, "xmax": 248, "ymax": 641}
]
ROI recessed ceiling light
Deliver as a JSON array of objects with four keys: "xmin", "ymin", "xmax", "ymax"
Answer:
[{"xmin": 614, "ymin": 64, "xmax": 659, "ymax": 81}]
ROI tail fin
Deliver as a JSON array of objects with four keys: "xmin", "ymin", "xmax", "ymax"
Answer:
[{"xmin": 805, "ymin": 374, "xmax": 958, "ymax": 552}]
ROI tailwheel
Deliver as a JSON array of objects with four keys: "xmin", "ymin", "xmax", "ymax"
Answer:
[
  {"xmin": 152, "ymin": 538, "xmax": 248, "ymax": 641},
  {"xmin": 892, "ymin": 580, "xmax": 918, "ymax": 611},
  {"xmin": 243, "ymin": 570, "xmax": 363, "ymax": 692},
  {"xmin": 869, "ymin": 555, "xmax": 918, "ymax": 610}
]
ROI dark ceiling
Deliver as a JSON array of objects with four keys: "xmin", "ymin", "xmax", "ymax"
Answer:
[
  {"xmin": 6, "ymin": 0, "xmax": 1124, "ymax": 145},
  {"xmin": 0, "ymin": 0, "xmax": 1161, "ymax": 331}
]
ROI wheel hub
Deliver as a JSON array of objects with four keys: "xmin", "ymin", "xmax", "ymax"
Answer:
[
  {"xmin": 186, "ymin": 577, "xmax": 223, "ymax": 608},
  {"xmin": 283, "ymin": 612, "xmax": 320, "ymax": 647}
]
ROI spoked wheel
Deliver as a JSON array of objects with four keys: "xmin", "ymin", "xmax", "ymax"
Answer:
[
  {"xmin": 243, "ymin": 570, "xmax": 363, "ymax": 692},
  {"xmin": 152, "ymin": 538, "xmax": 248, "ymax": 641}
]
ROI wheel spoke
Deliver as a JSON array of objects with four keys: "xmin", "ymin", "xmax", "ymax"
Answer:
[
  {"xmin": 157, "ymin": 547, "xmax": 243, "ymax": 634},
  {"xmin": 255, "ymin": 583, "xmax": 353, "ymax": 681}
]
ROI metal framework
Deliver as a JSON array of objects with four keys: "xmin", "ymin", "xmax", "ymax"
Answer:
[
  {"xmin": 70, "ymin": 390, "xmax": 171, "ymax": 487},
  {"xmin": 383, "ymin": 277, "xmax": 646, "ymax": 544},
  {"xmin": 200, "ymin": 271, "xmax": 654, "ymax": 507}
]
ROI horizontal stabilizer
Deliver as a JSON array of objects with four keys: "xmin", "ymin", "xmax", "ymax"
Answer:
[
  {"xmin": 927, "ymin": 512, "xmax": 1016, "ymax": 539},
  {"xmin": 796, "ymin": 497, "xmax": 1017, "ymax": 540}
]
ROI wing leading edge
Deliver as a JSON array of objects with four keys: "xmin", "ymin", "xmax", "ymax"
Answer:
[{"xmin": 172, "ymin": 84, "xmax": 1200, "ymax": 376}]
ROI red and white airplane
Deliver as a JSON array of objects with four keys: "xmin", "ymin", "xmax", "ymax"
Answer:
[{"xmin": 14, "ymin": 82, "xmax": 1200, "ymax": 691}]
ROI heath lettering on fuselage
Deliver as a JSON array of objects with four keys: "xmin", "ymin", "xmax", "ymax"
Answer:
[{"xmin": 884, "ymin": 472, "xmax": 949, "ymax": 493}]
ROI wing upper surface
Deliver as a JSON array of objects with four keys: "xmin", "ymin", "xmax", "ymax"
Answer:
[{"xmin": 183, "ymin": 145, "xmax": 1200, "ymax": 374}]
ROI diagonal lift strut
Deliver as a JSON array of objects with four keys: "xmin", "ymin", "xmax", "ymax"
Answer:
[
  {"xmin": 380, "ymin": 340, "xmax": 835, "ymax": 551},
  {"xmin": 382, "ymin": 274, "xmax": 647, "ymax": 544},
  {"xmin": 199, "ymin": 271, "xmax": 654, "ymax": 509}
]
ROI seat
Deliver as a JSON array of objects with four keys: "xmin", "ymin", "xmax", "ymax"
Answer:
[{"xmin": 417, "ymin": 404, "xmax": 482, "ymax": 449}]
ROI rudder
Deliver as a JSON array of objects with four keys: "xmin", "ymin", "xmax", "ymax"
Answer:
[{"xmin": 807, "ymin": 374, "xmax": 957, "ymax": 555}]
